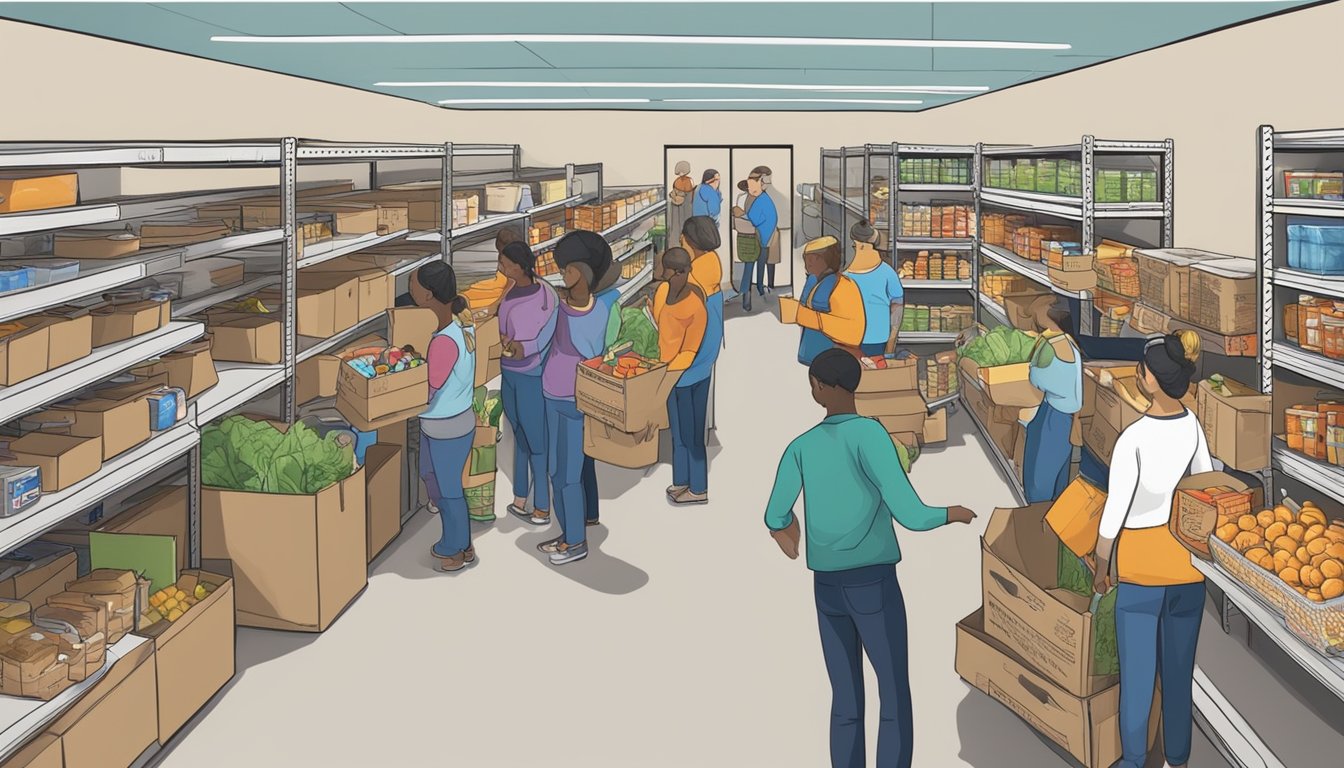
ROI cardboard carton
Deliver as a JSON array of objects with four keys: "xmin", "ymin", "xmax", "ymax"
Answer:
[
  {"xmin": 48, "ymin": 390, "xmax": 152, "ymax": 461},
  {"xmin": 139, "ymin": 221, "xmax": 230, "ymax": 248},
  {"xmin": 53, "ymin": 228, "xmax": 141, "ymax": 260},
  {"xmin": 1172, "ymin": 474, "xmax": 1256, "ymax": 560},
  {"xmin": 1187, "ymin": 258, "xmax": 1256, "ymax": 335},
  {"xmin": 336, "ymin": 357, "xmax": 428, "ymax": 430},
  {"xmin": 956, "ymin": 609, "xmax": 1159, "ymax": 768},
  {"xmin": 1091, "ymin": 371, "xmax": 1146, "ymax": 434},
  {"xmin": 47, "ymin": 638, "xmax": 157, "ymax": 768},
  {"xmin": 982, "ymin": 503, "xmax": 1118, "ymax": 697},
  {"xmin": 1196, "ymin": 378, "xmax": 1270, "ymax": 472},
  {"xmin": 342, "ymin": 268, "xmax": 394, "ymax": 322},
  {"xmin": 583, "ymin": 417, "xmax": 660, "ymax": 469},
  {"xmin": 958, "ymin": 358, "xmax": 1042, "ymax": 408},
  {"xmin": 202, "ymin": 467, "xmax": 367, "ymax": 632},
  {"xmin": 130, "ymin": 339, "xmax": 218, "ymax": 399},
  {"xmin": 89, "ymin": 300, "xmax": 170, "ymax": 347},
  {"xmin": 294, "ymin": 202, "xmax": 380, "ymax": 235},
  {"xmin": 285, "ymin": 273, "xmax": 360, "ymax": 338},
  {"xmin": 296, "ymin": 354, "xmax": 341, "ymax": 405},
  {"xmin": 3, "ymin": 433, "xmax": 100, "ymax": 492},
  {"xmin": 1080, "ymin": 362, "xmax": 1137, "ymax": 421},
  {"xmin": 855, "ymin": 355, "xmax": 919, "ymax": 394},
  {"xmin": 1047, "ymin": 266, "xmax": 1097, "ymax": 293},
  {"xmin": 364, "ymin": 444, "xmax": 404, "ymax": 562},
  {"xmin": 2, "ymin": 733, "xmax": 61, "ymax": 768},
  {"xmin": 102, "ymin": 486, "xmax": 190, "ymax": 574},
  {"xmin": 1136, "ymin": 248, "xmax": 1217, "ymax": 317},
  {"xmin": 1002, "ymin": 290, "xmax": 1052, "ymax": 331},
  {"xmin": 576, "ymin": 359, "xmax": 681, "ymax": 433},
  {"xmin": 922, "ymin": 408, "xmax": 948, "ymax": 444},
  {"xmin": 0, "ymin": 173, "xmax": 77, "ymax": 213},
  {"xmin": 1083, "ymin": 416, "xmax": 1122, "ymax": 466},
  {"xmin": 34, "ymin": 307, "xmax": 93, "ymax": 369},
  {"xmin": 857, "ymin": 388, "xmax": 928, "ymax": 422},
  {"xmin": 0, "ymin": 546, "xmax": 78, "ymax": 607},
  {"xmin": 0, "ymin": 320, "xmax": 50, "ymax": 386},
  {"xmin": 136, "ymin": 571, "xmax": 235, "ymax": 743},
  {"xmin": 0, "ymin": 639, "xmax": 72, "ymax": 700},
  {"xmin": 206, "ymin": 314, "xmax": 282, "ymax": 365}
]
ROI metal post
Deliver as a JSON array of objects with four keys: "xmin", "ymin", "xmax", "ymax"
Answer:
[
  {"xmin": 281, "ymin": 138, "xmax": 298, "ymax": 423},
  {"xmin": 1163, "ymin": 138, "xmax": 1176, "ymax": 249},
  {"xmin": 565, "ymin": 162, "xmax": 575, "ymax": 199},
  {"xmin": 974, "ymin": 142, "xmax": 984, "ymax": 328},
  {"xmin": 1080, "ymin": 136, "xmax": 1097, "ymax": 338},
  {"xmin": 442, "ymin": 142, "xmax": 453, "ymax": 264},
  {"xmin": 1258, "ymin": 126, "xmax": 1274, "ymax": 396},
  {"xmin": 888, "ymin": 143, "xmax": 898, "ymax": 259},
  {"xmin": 188, "ymin": 444, "xmax": 202, "ymax": 569}
]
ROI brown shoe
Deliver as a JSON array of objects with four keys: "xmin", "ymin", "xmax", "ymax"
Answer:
[
  {"xmin": 673, "ymin": 489, "xmax": 709, "ymax": 505},
  {"xmin": 666, "ymin": 485, "xmax": 689, "ymax": 499},
  {"xmin": 434, "ymin": 548, "xmax": 478, "ymax": 572},
  {"xmin": 537, "ymin": 536, "xmax": 565, "ymax": 554},
  {"xmin": 463, "ymin": 546, "xmax": 477, "ymax": 564}
]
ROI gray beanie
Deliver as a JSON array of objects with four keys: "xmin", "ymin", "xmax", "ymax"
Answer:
[{"xmin": 850, "ymin": 219, "xmax": 878, "ymax": 245}]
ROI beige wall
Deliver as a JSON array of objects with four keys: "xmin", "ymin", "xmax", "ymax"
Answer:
[{"xmin": 6, "ymin": 1, "xmax": 1344, "ymax": 256}]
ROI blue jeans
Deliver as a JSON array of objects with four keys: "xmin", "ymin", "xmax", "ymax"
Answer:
[
  {"xmin": 1115, "ymin": 582, "xmax": 1205, "ymax": 768},
  {"xmin": 1023, "ymin": 402, "xmax": 1073, "ymax": 504},
  {"xmin": 860, "ymin": 342, "xmax": 888, "ymax": 357},
  {"xmin": 545, "ymin": 397, "xmax": 587, "ymax": 548},
  {"xmin": 758, "ymin": 262, "xmax": 775, "ymax": 291},
  {"xmin": 739, "ymin": 261, "xmax": 758, "ymax": 299},
  {"xmin": 502, "ymin": 370, "xmax": 549, "ymax": 511},
  {"xmin": 420, "ymin": 430, "xmax": 474, "ymax": 558},
  {"xmin": 668, "ymin": 378, "xmax": 710, "ymax": 494},
  {"xmin": 814, "ymin": 564, "xmax": 913, "ymax": 768},
  {"xmin": 582, "ymin": 455, "xmax": 599, "ymax": 523}
]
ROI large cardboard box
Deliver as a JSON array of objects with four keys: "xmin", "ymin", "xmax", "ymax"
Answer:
[
  {"xmin": 49, "ymin": 390, "xmax": 152, "ymax": 461},
  {"xmin": 136, "ymin": 571, "xmax": 235, "ymax": 743},
  {"xmin": 473, "ymin": 315, "xmax": 503, "ymax": 387},
  {"xmin": 0, "ymin": 173, "xmax": 77, "ymax": 213},
  {"xmin": 0, "ymin": 546, "xmax": 78, "ymax": 607},
  {"xmin": 89, "ymin": 300, "xmax": 169, "ymax": 347},
  {"xmin": 0, "ymin": 321, "xmax": 50, "ymax": 386},
  {"xmin": 48, "ymin": 638, "xmax": 157, "ymax": 768},
  {"xmin": 294, "ymin": 203, "xmax": 380, "ymax": 235},
  {"xmin": 32, "ymin": 308, "xmax": 93, "ymax": 370},
  {"xmin": 1187, "ymin": 258, "xmax": 1256, "ymax": 336},
  {"xmin": 956, "ymin": 609, "xmax": 1159, "ymax": 768},
  {"xmin": 1084, "ymin": 416, "xmax": 1122, "ymax": 466},
  {"xmin": 207, "ymin": 314, "xmax": 282, "ymax": 365},
  {"xmin": 982, "ymin": 503, "xmax": 1118, "ymax": 697},
  {"xmin": 959, "ymin": 358, "xmax": 1042, "ymax": 408},
  {"xmin": 3, "ymin": 433, "xmax": 100, "ymax": 492},
  {"xmin": 130, "ymin": 340, "xmax": 219, "ymax": 399},
  {"xmin": 202, "ymin": 467, "xmax": 367, "ymax": 632},
  {"xmin": 1136, "ymin": 248, "xmax": 1217, "ymax": 317},
  {"xmin": 288, "ymin": 273, "xmax": 360, "ymax": 338},
  {"xmin": 1002, "ymin": 290, "xmax": 1052, "ymax": 331},
  {"xmin": 346, "ymin": 269, "xmax": 394, "ymax": 323},
  {"xmin": 576, "ymin": 360, "xmax": 681, "ymax": 433},
  {"xmin": 583, "ymin": 417, "xmax": 660, "ymax": 469},
  {"xmin": 857, "ymin": 389, "xmax": 927, "ymax": 421},
  {"xmin": 1048, "ymin": 266, "xmax": 1097, "ymax": 293},
  {"xmin": 102, "ymin": 486, "xmax": 190, "ymax": 574},
  {"xmin": 296, "ymin": 354, "xmax": 341, "ymax": 405},
  {"xmin": 1196, "ymin": 378, "xmax": 1270, "ymax": 472},
  {"xmin": 1080, "ymin": 362, "xmax": 1137, "ymax": 421},
  {"xmin": 922, "ymin": 408, "xmax": 948, "ymax": 444},
  {"xmin": 855, "ymin": 355, "xmax": 919, "ymax": 394},
  {"xmin": 336, "ymin": 360, "xmax": 428, "ymax": 431},
  {"xmin": 1091, "ymin": 371, "xmax": 1146, "ymax": 434},
  {"xmin": 2, "ymin": 733, "xmax": 61, "ymax": 768},
  {"xmin": 363, "ymin": 444, "xmax": 404, "ymax": 562}
]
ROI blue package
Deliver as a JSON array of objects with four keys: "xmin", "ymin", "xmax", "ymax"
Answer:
[
  {"xmin": 24, "ymin": 260, "xmax": 79, "ymax": 286},
  {"xmin": 0, "ymin": 465, "xmax": 41, "ymax": 517},
  {"xmin": 148, "ymin": 389, "xmax": 180, "ymax": 431},
  {"xmin": 351, "ymin": 428, "xmax": 378, "ymax": 465}
]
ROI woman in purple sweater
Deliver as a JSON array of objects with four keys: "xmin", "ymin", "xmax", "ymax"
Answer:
[
  {"xmin": 497, "ymin": 241, "xmax": 560, "ymax": 527},
  {"xmin": 539, "ymin": 231, "xmax": 613, "ymax": 566}
]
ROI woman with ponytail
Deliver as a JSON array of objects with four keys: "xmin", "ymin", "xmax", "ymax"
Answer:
[
  {"xmin": 1092, "ymin": 330, "xmax": 1210, "ymax": 768},
  {"xmin": 410, "ymin": 261, "xmax": 479, "ymax": 572}
]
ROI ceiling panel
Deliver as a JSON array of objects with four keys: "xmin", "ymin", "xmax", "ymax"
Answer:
[{"xmin": 0, "ymin": 1, "xmax": 1323, "ymax": 111}]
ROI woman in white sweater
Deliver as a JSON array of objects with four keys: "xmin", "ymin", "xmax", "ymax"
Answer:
[{"xmin": 1092, "ymin": 331, "xmax": 1208, "ymax": 768}]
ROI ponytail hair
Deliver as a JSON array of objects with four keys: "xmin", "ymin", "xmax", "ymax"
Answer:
[
  {"xmin": 414, "ymin": 263, "xmax": 474, "ymax": 351},
  {"xmin": 1141, "ymin": 330, "xmax": 1201, "ymax": 399}
]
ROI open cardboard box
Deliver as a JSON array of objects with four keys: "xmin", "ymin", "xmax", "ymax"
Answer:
[
  {"xmin": 958, "ymin": 357, "xmax": 1042, "ymax": 408},
  {"xmin": 1195, "ymin": 377, "xmax": 1271, "ymax": 472},
  {"xmin": 2, "ymin": 433, "xmax": 101, "ymax": 492},
  {"xmin": 46, "ymin": 637, "xmax": 158, "ymax": 768},
  {"xmin": 576, "ymin": 357, "xmax": 681, "ymax": 434},
  {"xmin": 855, "ymin": 354, "xmax": 919, "ymax": 394},
  {"xmin": 583, "ymin": 416, "xmax": 660, "ymax": 469}
]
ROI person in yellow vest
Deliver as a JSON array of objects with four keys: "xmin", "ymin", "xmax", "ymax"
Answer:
[
  {"xmin": 1092, "ymin": 331, "xmax": 1208, "ymax": 768},
  {"xmin": 651, "ymin": 247, "xmax": 710, "ymax": 504},
  {"xmin": 795, "ymin": 236, "xmax": 865, "ymax": 364}
]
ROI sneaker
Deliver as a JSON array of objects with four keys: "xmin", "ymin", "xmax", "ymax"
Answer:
[
  {"xmin": 549, "ymin": 542, "xmax": 589, "ymax": 566},
  {"xmin": 666, "ymin": 485, "xmax": 689, "ymax": 499},
  {"xmin": 463, "ymin": 546, "xmax": 476, "ymax": 564},
  {"xmin": 585, "ymin": 518, "xmax": 601, "ymax": 527},
  {"xmin": 537, "ymin": 536, "xmax": 565, "ymax": 554},
  {"xmin": 434, "ymin": 549, "xmax": 477, "ymax": 573},
  {"xmin": 673, "ymin": 489, "xmax": 709, "ymax": 505},
  {"xmin": 427, "ymin": 502, "xmax": 440, "ymax": 515}
]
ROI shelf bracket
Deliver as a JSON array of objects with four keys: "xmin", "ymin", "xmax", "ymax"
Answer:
[{"xmin": 280, "ymin": 137, "xmax": 298, "ymax": 423}]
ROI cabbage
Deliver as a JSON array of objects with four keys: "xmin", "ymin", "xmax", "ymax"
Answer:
[
  {"xmin": 958, "ymin": 325, "xmax": 1038, "ymax": 367},
  {"xmin": 201, "ymin": 416, "xmax": 355, "ymax": 495},
  {"xmin": 612, "ymin": 306, "xmax": 660, "ymax": 360}
]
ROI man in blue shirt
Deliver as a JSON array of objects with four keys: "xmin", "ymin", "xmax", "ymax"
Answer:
[
  {"xmin": 732, "ymin": 167, "xmax": 779, "ymax": 311},
  {"xmin": 692, "ymin": 168, "xmax": 723, "ymax": 226},
  {"xmin": 766, "ymin": 349, "xmax": 975, "ymax": 768}
]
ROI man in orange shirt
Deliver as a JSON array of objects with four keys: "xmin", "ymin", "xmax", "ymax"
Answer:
[{"xmin": 652, "ymin": 247, "xmax": 712, "ymax": 504}]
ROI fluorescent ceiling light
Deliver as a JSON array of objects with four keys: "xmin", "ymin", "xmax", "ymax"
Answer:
[
  {"xmin": 660, "ymin": 98, "xmax": 922, "ymax": 105},
  {"xmin": 214, "ymin": 34, "xmax": 1069, "ymax": 51},
  {"xmin": 380, "ymin": 81, "xmax": 988, "ymax": 94},
  {"xmin": 439, "ymin": 98, "xmax": 652, "ymax": 105}
]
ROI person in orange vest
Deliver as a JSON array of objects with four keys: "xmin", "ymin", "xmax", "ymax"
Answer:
[{"xmin": 795, "ymin": 236, "xmax": 864, "ymax": 363}]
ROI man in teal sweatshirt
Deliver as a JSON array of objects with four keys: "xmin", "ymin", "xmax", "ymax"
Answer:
[{"xmin": 764, "ymin": 348, "xmax": 975, "ymax": 768}]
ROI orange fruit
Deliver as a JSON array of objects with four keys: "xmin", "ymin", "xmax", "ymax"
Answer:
[
  {"xmin": 1288, "ymin": 523, "xmax": 1307, "ymax": 542},
  {"xmin": 1323, "ymin": 579, "xmax": 1344, "ymax": 600},
  {"xmin": 1266, "ymin": 522, "xmax": 1288, "ymax": 542},
  {"xmin": 1281, "ymin": 567, "xmax": 1302, "ymax": 586},
  {"xmin": 1238, "ymin": 515, "xmax": 1258, "ymax": 532},
  {"xmin": 1307, "ymin": 524, "xmax": 1327, "ymax": 542},
  {"xmin": 1257, "ymin": 510, "xmax": 1276, "ymax": 529},
  {"xmin": 1275, "ymin": 506, "xmax": 1295, "ymax": 524}
]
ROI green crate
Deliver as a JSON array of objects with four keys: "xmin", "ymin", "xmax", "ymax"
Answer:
[
  {"xmin": 1141, "ymin": 172, "xmax": 1159, "ymax": 203},
  {"xmin": 1013, "ymin": 160, "xmax": 1037, "ymax": 191},
  {"xmin": 1036, "ymin": 159, "xmax": 1059, "ymax": 194},
  {"xmin": 1097, "ymin": 169, "xmax": 1125, "ymax": 203}
]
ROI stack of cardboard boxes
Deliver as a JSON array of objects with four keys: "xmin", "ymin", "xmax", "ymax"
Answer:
[
  {"xmin": 1134, "ymin": 248, "xmax": 1258, "ymax": 357},
  {"xmin": 958, "ymin": 350, "xmax": 1042, "ymax": 470},
  {"xmin": 576, "ymin": 355, "xmax": 680, "ymax": 469},
  {"xmin": 852, "ymin": 356, "xmax": 946, "ymax": 449}
]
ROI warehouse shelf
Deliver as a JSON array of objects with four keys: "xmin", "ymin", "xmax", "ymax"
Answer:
[
  {"xmin": 390, "ymin": 251, "xmax": 442, "ymax": 278},
  {"xmin": 821, "ymin": 188, "xmax": 864, "ymax": 218},
  {"xmin": 978, "ymin": 243, "xmax": 1087, "ymax": 299},
  {"xmin": 295, "ymin": 229, "xmax": 409, "ymax": 269},
  {"xmin": 543, "ymin": 239, "xmax": 653, "ymax": 288},
  {"xmin": 1272, "ymin": 268, "xmax": 1344, "ymax": 297},
  {"xmin": 618, "ymin": 264, "xmax": 655, "ymax": 304},
  {"xmin": 1270, "ymin": 343, "xmax": 1344, "ymax": 389},
  {"xmin": 195, "ymin": 363, "xmax": 287, "ymax": 425},
  {"xmin": 173, "ymin": 275, "xmax": 280, "ymax": 318},
  {"xmin": 978, "ymin": 293, "xmax": 1011, "ymax": 327},
  {"xmin": 0, "ymin": 185, "xmax": 298, "ymax": 238},
  {"xmin": 0, "ymin": 142, "xmax": 282, "ymax": 169},
  {"xmin": 600, "ymin": 200, "xmax": 667, "ymax": 239},
  {"xmin": 892, "ymin": 237, "xmax": 974, "ymax": 251},
  {"xmin": 0, "ymin": 634, "xmax": 153, "ymax": 764},
  {"xmin": 960, "ymin": 383, "xmax": 1025, "ymax": 506},
  {"xmin": 527, "ymin": 193, "xmax": 585, "ymax": 217},
  {"xmin": 0, "ymin": 420, "xmax": 198, "ymax": 557},
  {"xmin": 0, "ymin": 320, "xmax": 205, "ymax": 425},
  {"xmin": 1271, "ymin": 441, "xmax": 1344, "ymax": 506},
  {"xmin": 923, "ymin": 392, "xmax": 960, "ymax": 409},
  {"xmin": 1270, "ymin": 198, "xmax": 1344, "ymax": 218},
  {"xmin": 899, "ymin": 331, "xmax": 960, "ymax": 343},
  {"xmin": 900, "ymin": 280, "xmax": 974, "ymax": 290},
  {"xmin": 1192, "ymin": 666, "xmax": 1286, "ymax": 768},
  {"xmin": 898, "ymin": 183, "xmax": 974, "ymax": 193},
  {"xmin": 297, "ymin": 315, "xmax": 383, "ymax": 362},
  {"xmin": 982, "ymin": 189, "xmax": 1163, "ymax": 219},
  {"xmin": 1193, "ymin": 553, "xmax": 1344, "ymax": 703}
]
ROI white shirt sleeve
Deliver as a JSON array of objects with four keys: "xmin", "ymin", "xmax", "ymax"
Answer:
[
  {"xmin": 1098, "ymin": 425, "xmax": 1141, "ymax": 541},
  {"xmin": 1190, "ymin": 416, "xmax": 1215, "ymax": 474}
]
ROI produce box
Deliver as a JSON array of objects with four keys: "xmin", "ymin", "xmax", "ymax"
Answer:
[
  {"xmin": 583, "ymin": 416, "xmax": 660, "ymax": 469},
  {"xmin": 0, "ymin": 545, "xmax": 78, "ymax": 608},
  {"xmin": 89, "ymin": 300, "xmax": 170, "ymax": 347},
  {"xmin": 52, "ymin": 228, "xmax": 141, "ymax": 260},
  {"xmin": 48, "ymin": 388, "xmax": 153, "ymax": 461},
  {"xmin": 136, "ymin": 570, "xmax": 235, "ymax": 743},
  {"xmin": 855, "ymin": 355, "xmax": 918, "ymax": 394},
  {"xmin": 131, "ymin": 339, "xmax": 218, "ymax": 399},
  {"xmin": 0, "ymin": 173, "xmax": 78, "ymax": 213},
  {"xmin": 296, "ymin": 354, "xmax": 341, "ymax": 406},
  {"xmin": 34, "ymin": 305, "xmax": 93, "ymax": 370},
  {"xmin": 922, "ymin": 408, "xmax": 947, "ymax": 444},
  {"xmin": 982, "ymin": 502, "xmax": 1119, "ymax": 697},
  {"xmin": 47, "ymin": 636, "xmax": 157, "ymax": 768},
  {"xmin": 3, "ymin": 733, "xmax": 61, "ymax": 768},
  {"xmin": 1001, "ymin": 290, "xmax": 1051, "ymax": 331},
  {"xmin": 960, "ymin": 369, "xmax": 1020, "ymax": 459},
  {"xmin": 1187, "ymin": 258, "xmax": 1257, "ymax": 335},
  {"xmin": 206, "ymin": 313, "xmax": 282, "ymax": 365},
  {"xmin": 364, "ymin": 444, "xmax": 403, "ymax": 562},
  {"xmin": 3, "ymin": 433, "xmax": 100, "ymax": 492},
  {"xmin": 1196, "ymin": 378, "xmax": 1270, "ymax": 472},
  {"xmin": 958, "ymin": 358, "xmax": 1041, "ymax": 409},
  {"xmin": 576, "ymin": 354, "xmax": 681, "ymax": 433},
  {"xmin": 336, "ymin": 347, "xmax": 428, "ymax": 431},
  {"xmin": 956, "ymin": 609, "xmax": 1159, "ymax": 768},
  {"xmin": 1170, "ymin": 474, "xmax": 1256, "ymax": 561},
  {"xmin": 1047, "ymin": 266, "xmax": 1096, "ymax": 293},
  {"xmin": 0, "ymin": 320, "xmax": 49, "ymax": 386}
]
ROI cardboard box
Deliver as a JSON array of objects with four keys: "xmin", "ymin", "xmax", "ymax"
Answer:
[
  {"xmin": 294, "ymin": 203, "xmax": 380, "ymax": 235},
  {"xmin": 3, "ymin": 433, "xmax": 100, "ymax": 492},
  {"xmin": 478, "ymin": 355, "xmax": 501, "ymax": 387},
  {"xmin": 1196, "ymin": 378, "xmax": 1270, "ymax": 472},
  {"xmin": 296, "ymin": 354, "xmax": 340, "ymax": 405},
  {"xmin": 778, "ymin": 297, "xmax": 800, "ymax": 325},
  {"xmin": 207, "ymin": 314, "xmax": 282, "ymax": 365},
  {"xmin": 922, "ymin": 408, "xmax": 948, "ymax": 444},
  {"xmin": 956, "ymin": 609, "xmax": 1158, "ymax": 768},
  {"xmin": 1091, "ymin": 372, "xmax": 1147, "ymax": 434},
  {"xmin": 857, "ymin": 389, "xmax": 928, "ymax": 421},
  {"xmin": 0, "ymin": 321, "xmax": 50, "ymax": 386},
  {"xmin": 0, "ymin": 173, "xmax": 77, "ymax": 213},
  {"xmin": 0, "ymin": 547, "xmax": 78, "ymax": 607},
  {"xmin": 139, "ymin": 221, "xmax": 230, "ymax": 248},
  {"xmin": 202, "ymin": 466, "xmax": 367, "ymax": 632},
  {"xmin": 130, "ymin": 340, "xmax": 218, "ymax": 399},
  {"xmin": 1136, "ymin": 248, "xmax": 1217, "ymax": 316},
  {"xmin": 1188, "ymin": 258, "xmax": 1256, "ymax": 335},
  {"xmin": 1172, "ymin": 475, "xmax": 1256, "ymax": 560},
  {"xmin": 0, "ymin": 642, "xmax": 73, "ymax": 700},
  {"xmin": 576, "ymin": 360, "xmax": 681, "ymax": 433},
  {"xmin": 286, "ymin": 273, "xmax": 359, "ymax": 338},
  {"xmin": 102, "ymin": 486, "xmax": 190, "ymax": 574},
  {"xmin": 48, "ymin": 638, "xmax": 157, "ymax": 768},
  {"xmin": 1002, "ymin": 290, "xmax": 1052, "ymax": 331},
  {"xmin": 364, "ymin": 444, "xmax": 403, "ymax": 562},
  {"xmin": 53, "ymin": 229, "xmax": 141, "ymax": 260},
  {"xmin": 34, "ymin": 307, "xmax": 93, "ymax": 370},
  {"xmin": 1047, "ymin": 266, "xmax": 1097, "ymax": 293},
  {"xmin": 1080, "ymin": 362, "xmax": 1137, "ymax": 421},
  {"xmin": 136, "ymin": 571, "xmax": 235, "ymax": 743},
  {"xmin": 959, "ymin": 358, "xmax": 1042, "ymax": 408},
  {"xmin": 583, "ymin": 417, "xmax": 660, "ymax": 469},
  {"xmin": 856, "ymin": 355, "xmax": 919, "ymax": 394},
  {"xmin": 89, "ymin": 300, "xmax": 169, "ymax": 347},
  {"xmin": 2, "ymin": 733, "xmax": 61, "ymax": 768},
  {"xmin": 1083, "ymin": 416, "xmax": 1122, "ymax": 466},
  {"xmin": 336, "ymin": 361, "xmax": 428, "ymax": 429},
  {"xmin": 982, "ymin": 503, "xmax": 1118, "ymax": 697},
  {"xmin": 343, "ymin": 269, "xmax": 394, "ymax": 323},
  {"xmin": 49, "ymin": 390, "xmax": 152, "ymax": 461}
]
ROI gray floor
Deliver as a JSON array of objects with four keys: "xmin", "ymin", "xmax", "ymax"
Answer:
[{"xmin": 151, "ymin": 307, "xmax": 1258, "ymax": 767}]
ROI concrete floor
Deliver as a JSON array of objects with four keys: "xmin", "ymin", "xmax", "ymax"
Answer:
[{"xmin": 155, "ymin": 305, "xmax": 1245, "ymax": 767}]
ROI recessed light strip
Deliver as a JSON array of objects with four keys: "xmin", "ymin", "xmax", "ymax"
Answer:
[
  {"xmin": 439, "ymin": 98, "xmax": 652, "ymax": 105},
  {"xmin": 380, "ymin": 81, "xmax": 988, "ymax": 94},
  {"xmin": 658, "ymin": 98, "xmax": 923, "ymax": 105},
  {"xmin": 213, "ymin": 34, "xmax": 1069, "ymax": 51}
]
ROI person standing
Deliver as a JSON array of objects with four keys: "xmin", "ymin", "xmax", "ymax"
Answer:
[
  {"xmin": 795, "ymin": 236, "xmax": 865, "ymax": 364},
  {"xmin": 409, "ymin": 262, "xmax": 479, "ymax": 573},
  {"xmin": 497, "ymin": 241, "xmax": 559, "ymax": 527},
  {"xmin": 731, "ymin": 167, "xmax": 779, "ymax": 302},
  {"xmin": 1022, "ymin": 297, "xmax": 1083, "ymax": 504},
  {"xmin": 1093, "ymin": 332, "xmax": 1208, "ymax": 768},
  {"xmin": 765, "ymin": 349, "xmax": 975, "ymax": 768},
  {"xmin": 732, "ymin": 180, "xmax": 763, "ymax": 313},
  {"xmin": 761, "ymin": 170, "xmax": 791, "ymax": 294},
  {"xmin": 653, "ymin": 248, "xmax": 711, "ymax": 505},
  {"xmin": 693, "ymin": 169, "xmax": 723, "ymax": 226},
  {"xmin": 581, "ymin": 255, "xmax": 624, "ymax": 529},
  {"xmin": 539, "ymin": 231, "xmax": 613, "ymax": 566},
  {"xmin": 843, "ymin": 219, "xmax": 904, "ymax": 357},
  {"xmin": 667, "ymin": 160, "xmax": 696, "ymax": 250}
]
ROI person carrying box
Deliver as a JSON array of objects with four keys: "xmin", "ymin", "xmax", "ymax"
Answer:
[
  {"xmin": 795, "ymin": 236, "xmax": 865, "ymax": 364},
  {"xmin": 650, "ymin": 247, "xmax": 709, "ymax": 505}
]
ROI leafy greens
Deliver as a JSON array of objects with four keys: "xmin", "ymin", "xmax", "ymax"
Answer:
[
  {"xmin": 201, "ymin": 416, "xmax": 355, "ymax": 495},
  {"xmin": 958, "ymin": 325, "xmax": 1038, "ymax": 368}
]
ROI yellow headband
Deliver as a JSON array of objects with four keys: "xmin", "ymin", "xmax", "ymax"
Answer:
[{"xmin": 804, "ymin": 236, "xmax": 838, "ymax": 253}]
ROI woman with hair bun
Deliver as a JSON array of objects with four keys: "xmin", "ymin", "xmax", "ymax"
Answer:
[
  {"xmin": 1091, "ymin": 330, "xmax": 1210, "ymax": 768},
  {"xmin": 409, "ymin": 261, "xmax": 479, "ymax": 572}
]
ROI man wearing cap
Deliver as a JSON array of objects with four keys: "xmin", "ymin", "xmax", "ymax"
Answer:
[
  {"xmin": 731, "ymin": 167, "xmax": 779, "ymax": 307},
  {"xmin": 692, "ymin": 169, "xmax": 723, "ymax": 225}
]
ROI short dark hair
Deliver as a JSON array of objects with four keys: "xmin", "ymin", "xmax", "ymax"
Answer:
[
  {"xmin": 495, "ymin": 228, "xmax": 522, "ymax": 251},
  {"xmin": 661, "ymin": 247, "xmax": 691, "ymax": 273},
  {"xmin": 554, "ymin": 230, "xmax": 612, "ymax": 291},
  {"xmin": 809, "ymin": 348, "xmax": 861, "ymax": 393},
  {"xmin": 702, "ymin": 169, "xmax": 719, "ymax": 184},
  {"xmin": 415, "ymin": 261, "xmax": 468, "ymax": 315},
  {"xmin": 500, "ymin": 241, "xmax": 537, "ymax": 279},
  {"xmin": 681, "ymin": 216, "xmax": 721, "ymax": 252}
]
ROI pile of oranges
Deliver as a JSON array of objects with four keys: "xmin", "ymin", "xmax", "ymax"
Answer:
[{"xmin": 1216, "ymin": 501, "xmax": 1344, "ymax": 603}]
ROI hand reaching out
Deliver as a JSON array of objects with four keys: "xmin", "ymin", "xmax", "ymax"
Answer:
[{"xmin": 946, "ymin": 506, "xmax": 977, "ymax": 525}]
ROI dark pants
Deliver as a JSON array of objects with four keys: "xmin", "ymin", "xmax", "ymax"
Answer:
[
  {"xmin": 668, "ymin": 377, "xmax": 710, "ymax": 494},
  {"xmin": 582, "ymin": 455, "xmax": 599, "ymax": 524},
  {"xmin": 814, "ymin": 564, "xmax": 913, "ymax": 768},
  {"xmin": 1023, "ymin": 402, "xmax": 1073, "ymax": 504},
  {"xmin": 758, "ymin": 262, "xmax": 776, "ymax": 290}
]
